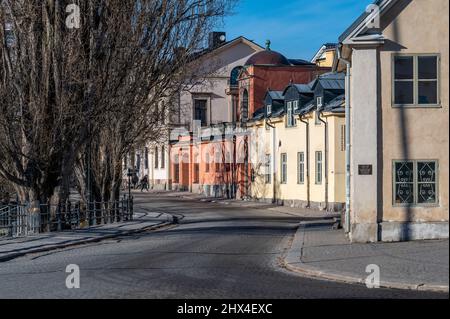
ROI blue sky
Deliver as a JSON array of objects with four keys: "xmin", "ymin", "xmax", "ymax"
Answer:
[{"xmin": 222, "ymin": 0, "xmax": 373, "ymax": 60}]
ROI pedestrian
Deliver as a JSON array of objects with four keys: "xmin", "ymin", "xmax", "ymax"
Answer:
[
  {"xmin": 140, "ymin": 175, "xmax": 149, "ymax": 192},
  {"xmin": 132, "ymin": 173, "xmax": 139, "ymax": 189}
]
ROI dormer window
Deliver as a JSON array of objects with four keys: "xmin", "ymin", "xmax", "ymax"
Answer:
[
  {"xmin": 267, "ymin": 104, "xmax": 272, "ymax": 116},
  {"xmin": 293, "ymin": 100, "xmax": 299, "ymax": 111},
  {"xmin": 286, "ymin": 101, "xmax": 296, "ymax": 127},
  {"xmin": 317, "ymin": 96, "xmax": 323, "ymax": 108}
]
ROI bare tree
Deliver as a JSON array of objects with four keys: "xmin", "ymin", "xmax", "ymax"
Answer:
[{"xmin": 0, "ymin": 1, "xmax": 235, "ymax": 211}]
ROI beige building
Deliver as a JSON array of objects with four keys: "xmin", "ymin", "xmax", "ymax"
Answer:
[
  {"xmin": 248, "ymin": 73, "xmax": 346, "ymax": 211},
  {"xmin": 337, "ymin": 0, "xmax": 449, "ymax": 242}
]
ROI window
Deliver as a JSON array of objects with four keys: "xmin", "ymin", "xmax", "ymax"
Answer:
[
  {"xmin": 297, "ymin": 152, "xmax": 305, "ymax": 184},
  {"xmin": 194, "ymin": 155, "xmax": 199, "ymax": 184},
  {"xmin": 194, "ymin": 99, "xmax": 208, "ymax": 126},
  {"xmin": 293, "ymin": 100, "xmax": 299, "ymax": 112},
  {"xmin": 205, "ymin": 153, "xmax": 210, "ymax": 173},
  {"xmin": 315, "ymin": 151, "xmax": 322, "ymax": 184},
  {"xmin": 393, "ymin": 160, "xmax": 438, "ymax": 206},
  {"xmin": 315, "ymin": 111, "xmax": 321, "ymax": 125},
  {"xmin": 215, "ymin": 152, "xmax": 221, "ymax": 173},
  {"xmin": 241, "ymin": 89, "xmax": 249, "ymax": 122},
  {"xmin": 230, "ymin": 66, "xmax": 243, "ymax": 86},
  {"xmin": 161, "ymin": 145, "xmax": 165, "ymax": 169},
  {"xmin": 341, "ymin": 125, "xmax": 346, "ymax": 151},
  {"xmin": 267, "ymin": 104, "xmax": 272, "ymax": 116},
  {"xmin": 154, "ymin": 147, "xmax": 159, "ymax": 169},
  {"xmin": 144, "ymin": 148, "xmax": 149, "ymax": 169},
  {"xmin": 393, "ymin": 55, "xmax": 439, "ymax": 106},
  {"xmin": 173, "ymin": 155, "xmax": 179, "ymax": 184},
  {"xmin": 280, "ymin": 153, "xmax": 287, "ymax": 184},
  {"xmin": 317, "ymin": 96, "xmax": 323, "ymax": 108},
  {"xmin": 286, "ymin": 102, "xmax": 296, "ymax": 127},
  {"xmin": 265, "ymin": 154, "xmax": 271, "ymax": 184}
]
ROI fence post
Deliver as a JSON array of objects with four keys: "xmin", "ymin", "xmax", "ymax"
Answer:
[{"xmin": 57, "ymin": 202, "xmax": 62, "ymax": 232}]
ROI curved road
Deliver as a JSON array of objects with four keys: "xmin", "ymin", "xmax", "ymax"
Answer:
[{"xmin": 0, "ymin": 192, "xmax": 446, "ymax": 299}]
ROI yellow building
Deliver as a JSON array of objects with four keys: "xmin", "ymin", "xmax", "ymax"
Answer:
[
  {"xmin": 311, "ymin": 43, "xmax": 337, "ymax": 67},
  {"xmin": 248, "ymin": 73, "xmax": 346, "ymax": 211}
]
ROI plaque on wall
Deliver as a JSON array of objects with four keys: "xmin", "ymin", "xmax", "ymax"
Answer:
[{"xmin": 358, "ymin": 165, "xmax": 373, "ymax": 175}]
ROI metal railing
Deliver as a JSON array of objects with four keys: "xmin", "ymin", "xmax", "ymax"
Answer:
[{"xmin": 0, "ymin": 196, "xmax": 133, "ymax": 239}]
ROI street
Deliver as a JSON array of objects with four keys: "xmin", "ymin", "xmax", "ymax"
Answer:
[{"xmin": 0, "ymin": 192, "xmax": 447, "ymax": 299}]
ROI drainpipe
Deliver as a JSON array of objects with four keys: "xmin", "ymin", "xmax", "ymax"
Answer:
[
  {"xmin": 337, "ymin": 44, "xmax": 351, "ymax": 233},
  {"xmin": 265, "ymin": 118, "xmax": 276, "ymax": 203},
  {"xmin": 298, "ymin": 115, "xmax": 310, "ymax": 208},
  {"xmin": 318, "ymin": 112, "xmax": 328, "ymax": 211}
]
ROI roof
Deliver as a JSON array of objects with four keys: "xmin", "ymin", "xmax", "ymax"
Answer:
[
  {"xmin": 311, "ymin": 43, "xmax": 338, "ymax": 63},
  {"xmin": 322, "ymin": 94, "xmax": 345, "ymax": 113},
  {"xmin": 246, "ymin": 49, "xmax": 291, "ymax": 66},
  {"xmin": 311, "ymin": 72, "xmax": 345, "ymax": 90},
  {"xmin": 188, "ymin": 36, "xmax": 264, "ymax": 63},
  {"xmin": 338, "ymin": 0, "xmax": 397, "ymax": 44},
  {"xmin": 288, "ymin": 59, "xmax": 316, "ymax": 66},
  {"xmin": 267, "ymin": 90, "xmax": 284, "ymax": 101}
]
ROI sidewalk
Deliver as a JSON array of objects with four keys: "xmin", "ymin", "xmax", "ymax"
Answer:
[
  {"xmin": 283, "ymin": 220, "xmax": 449, "ymax": 292},
  {"xmin": 0, "ymin": 209, "xmax": 173, "ymax": 262},
  {"xmin": 157, "ymin": 190, "xmax": 340, "ymax": 219}
]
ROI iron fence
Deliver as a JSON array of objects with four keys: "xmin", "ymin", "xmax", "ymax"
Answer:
[{"xmin": 0, "ymin": 196, "xmax": 133, "ymax": 239}]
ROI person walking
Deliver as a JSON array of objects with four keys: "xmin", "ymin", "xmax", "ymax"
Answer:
[{"xmin": 140, "ymin": 175, "xmax": 149, "ymax": 192}]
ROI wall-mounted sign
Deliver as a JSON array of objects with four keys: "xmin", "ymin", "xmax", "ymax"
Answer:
[{"xmin": 358, "ymin": 164, "xmax": 373, "ymax": 175}]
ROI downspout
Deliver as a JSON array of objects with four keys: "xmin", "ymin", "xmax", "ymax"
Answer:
[
  {"xmin": 318, "ymin": 112, "xmax": 328, "ymax": 211},
  {"xmin": 298, "ymin": 115, "xmax": 310, "ymax": 208},
  {"xmin": 337, "ymin": 44, "xmax": 351, "ymax": 233},
  {"xmin": 265, "ymin": 118, "xmax": 276, "ymax": 203}
]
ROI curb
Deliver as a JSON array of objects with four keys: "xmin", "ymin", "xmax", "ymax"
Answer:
[
  {"xmin": 281, "ymin": 223, "xmax": 449, "ymax": 293},
  {"xmin": 0, "ymin": 217, "xmax": 174, "ymax": 263}
]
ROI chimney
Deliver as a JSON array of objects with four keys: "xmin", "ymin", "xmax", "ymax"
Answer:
[{"xmin": 209, "ymin": 32, "xmax": 226, "ymax": 49}]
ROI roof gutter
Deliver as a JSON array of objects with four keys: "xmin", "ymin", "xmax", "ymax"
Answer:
[{"xmin": 337, "ymin": 44, "xmax": 351, "ymax": 234}]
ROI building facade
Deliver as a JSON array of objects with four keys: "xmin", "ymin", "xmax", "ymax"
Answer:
[
  {"xmin": 337, "ymin": 0, "xmax": 449, "ymax": 242},
  {"xmin": 248, "ymin": 73, "xmax": 346, "ymax": 211}
]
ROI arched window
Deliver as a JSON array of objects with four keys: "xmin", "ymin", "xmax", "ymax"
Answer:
[
  {"xmin": 230, "ymin": 66, "xmax": 243, "ymax": 86},
  {"xmin": 241, "ymin": 89, "xmax": 249, "ymax": 122}
]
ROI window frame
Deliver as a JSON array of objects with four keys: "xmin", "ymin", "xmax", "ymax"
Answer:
[
  {"xmin": 315, "ymin": 151, "xmax": 322, "ymax": 185},
  {"xmin": 280, "ymin": 153, "xmax": 287, "ymax": 184},
  {"xmin": 297, "ymin": 152, "xmax": 305, "ymax": 184},
  {"xmin": 392, "ymin": 159, "xmax": 439, "ymax": 207},
  {"xmin": 392, "ymin": 53, "xmax": 441, "ymax": 108},
  {"xmin": 286, "ymin": 101, "xmax": 296, "ymax": 127},
  {"xmin": 265, "ymin": 154, "xmax": 271, "ymax": 184}
]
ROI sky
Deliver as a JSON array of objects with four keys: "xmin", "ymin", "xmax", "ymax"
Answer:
[{"xmin": 222, "ymin": 0, "xmax": 373, "ymax": 60}]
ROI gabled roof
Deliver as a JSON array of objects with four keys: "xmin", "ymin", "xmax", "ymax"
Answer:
[
  {"xmin": 338, "ymin": 0, "xmax": 398, "ymax": 45},
  {"xmin": 189, "ymin": 36, "xmax": 264, "ymax": 62},
  {"xmin": 311, "ymin": 43, "xmax": 338, "ymax": 63},
  {"xmin": 282, "ymin": 83, "xmax": 313, "ymax": 96}
]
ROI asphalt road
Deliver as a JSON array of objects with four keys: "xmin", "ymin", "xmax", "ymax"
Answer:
[{"xmin": 0, "ymin": 192, "xmax": 447, "ymax": 299}]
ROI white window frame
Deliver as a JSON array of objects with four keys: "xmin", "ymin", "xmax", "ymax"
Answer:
[
  {"xmin": 297, "ymin": 152, "xmax": 305, "ymax": 184},
  {"xmin": 392, "ymin": 160, "xmax": 439, "ymax": 207},
  {"xmin": 280, "ymin": 153, "xmax": 287, "ymax": 184},
  {"xmin": 315, "ymin": 151, "xmax": 322, "ymax": 185},
  {"xmin": 317, "ymin": 96, "xmax": 323, "ymax": 108}
]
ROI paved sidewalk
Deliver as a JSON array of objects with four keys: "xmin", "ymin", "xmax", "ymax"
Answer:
[
  {"xmin": 0, "ymin": 209, "xmax": 173, "ymax": 262},
  {"xmin": 283, "ymin": 220, "xmax": 449, "ymax": 292},
  {"xmin": 148, "ymin": 190, "xmax": 340, "ymax": 219}
]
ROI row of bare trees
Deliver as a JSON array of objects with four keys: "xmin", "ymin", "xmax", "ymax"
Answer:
[{"xmin": 0, "ymin": 0, "xmax": 235, "ymax": 209}]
